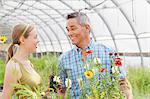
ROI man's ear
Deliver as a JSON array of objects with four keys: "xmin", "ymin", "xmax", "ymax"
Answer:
[
  {"xmin": 85, "ymin": 24, "xmax": 91, "ymax": 33},
  {"xmin": 19, "ymin": 36, "xmax": 25, "ymax": 44}
]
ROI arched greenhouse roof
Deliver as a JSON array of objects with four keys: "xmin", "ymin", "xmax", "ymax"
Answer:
[{"xmin": 0, "ymin": 0, "xmax": 150, "ymax": 67}]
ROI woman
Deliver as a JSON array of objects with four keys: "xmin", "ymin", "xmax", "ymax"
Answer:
[{"xmin": 2, "ymin": 23, "xmax": 41, "ymax": 99}]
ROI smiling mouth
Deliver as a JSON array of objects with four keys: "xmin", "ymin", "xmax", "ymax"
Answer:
[{"xmin": 71, "ymin": 37, "xmax": 76, "ymax": 40}]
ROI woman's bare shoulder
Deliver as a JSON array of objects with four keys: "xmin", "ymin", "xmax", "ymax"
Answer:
[{"xmin": 5, "ymin": 58, "xmax": 22, "ymax": 77}]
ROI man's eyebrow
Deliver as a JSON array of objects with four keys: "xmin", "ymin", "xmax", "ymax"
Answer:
[{"xmin": 66, "ymin": 25, "xmax": 76, "ymax": 29}]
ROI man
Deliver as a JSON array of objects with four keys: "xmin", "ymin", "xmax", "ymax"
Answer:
[{"xmin": 58, "ymin": 12, "xmax": 132, "ymax": 99}]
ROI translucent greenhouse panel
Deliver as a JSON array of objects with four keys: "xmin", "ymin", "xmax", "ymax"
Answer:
[
  {"xmin": 29, "ymin": 10, "xmax": 51, "ymax": 24},
  {"xmin": 134, "ymin": 1, "xmax": 150, "ymax": 34},
  {"xmin": 139, "ymin": 38, "xmax": 150, "ymax": 52},
  {"xmin": 39, "ymin": 25, "xmax": 58, "ymax": 41},
  {"xmin": 37, "ymin": 42, "xmax": 53, "ymax": 53},
  {"xmin": 41, "ymin": 0, "xmax": 69, "ymax": 12},
  {"xmin": 0, "ymin": 10, "xmax": 9, "ymax": 17},
  {"xmin": 61, "ymin": 40, "xmax": 72, "ymax": 52},
  {"xmin": 123, "ymin": 56, "xmax": 150, "ymax": 67},
  {"xmin": 44, "ymin": 18, "xmax": 56, "ymax": 26},
  {"xmin": 59, "ymin": 21, "xmax": 73, "ymax": 43},
  {"xmin": 36, "ymin": 28, "xmax": 57, "ymax": 53},
  {"xmin": 85, "ymin": 0, "xmax": 109, "ymax": 6},
  {"xmin": 99, "ymin": 8, "xmax": 134, "ymax": 36},
  {"xmin": 32, "ymin": 1, "xmax": 49, "ymax": 9},
  {"xmin": 23, "ymin": 0, "xmax": 36, "ymax": 6},
  {"xmin": 96, "ymin": 38, "xmax": 116, "ymax": 51},
  {"xmin": 4, "ymin": 1, "xmax": 17, "ymax": 7},
  {"xmin": 20, "ymin": 11, "xmax": 41, "ymax": 23},
  {"xmin": 50, "ymin": 24, "xmax": 68, "ymax": 41},
  {"xmin": 88, "ymin": 13, "xmax": 111, "ymax": 37},
  {"xmin": 120, "ymin": 0, "xmax": 150, "ymax": 34},
  {"xmin": 28, "ymin": 9, "xmax": 44, "ymax": 16},
  {"xmin": 63, "ymin": 0, "xmax": 89, "ymax": 10},
  {"xmin": 115, "ymin": 39, "xmax": 139, "ymax": 52},
  {"xmin": 19, "ymin": 2, "xmax": 30, "ymax": 9},
  {"xmin": 37, "ymin": 27, "xmax": 52, "ymax": 42},
  {"xmin": 123, "ymin": 56, "xmax": 142, "ymax": 67},
  {"xmin": 52, "ymin": 41, "xmax": 62, "ymax": 52},
  {"xmin": 40, "ymin": 1, "xmax": 71, "ymax": 19},
  {"xmin": 143, "ymin": 57, "xmax": 150, "ymax": 68},
  {"xmin": 59, "ymin": 20, "xmax": 67, "ymax": 31}
]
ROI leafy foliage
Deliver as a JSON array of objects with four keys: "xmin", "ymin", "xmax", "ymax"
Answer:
[
  {"xmin": 0, "ymin": 54, "xmax": 150, "ymax": 98},
  {"xmin": 79, "ymin": 51, "xmax": 124, "ymax": 99},
  {"xmin": 0, "ymin": 60, "xmax": 5, "ymax": 86},
  {"xmin": 128, "ymin": 67, "xmax": 150, "ymax": 99}
]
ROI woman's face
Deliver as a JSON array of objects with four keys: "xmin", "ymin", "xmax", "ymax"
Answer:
[{"xmin": 23, "ymin": 29, "xmax": 38, "ymax": 53}]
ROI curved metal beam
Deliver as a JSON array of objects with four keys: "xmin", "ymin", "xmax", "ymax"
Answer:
[
  {"xmin": 21, "ymin": 1, "xmax": 71, "ymax": 51},
  {"xmin": 16, "ymin": 1, "xmax": 63, "ymax": 52},
  {"xmin": 39, "ymin": 1, "xmax": 72, "ymax": 49},
  {"xmin": 83, "ymin": 0, "xmax": 118, "ymax": 52},
  {"xmin": 2, "ymin": 4, "xmax": 53, "ymax": 53},
  {"xmin": 6, "ymin": 1, "xmax": 60, "ymax": 52},
  {"xmin": 6, "ymin": 0, "xmax": 63, "ymax": 52},
  {"xmin": 111, "ymin": 0, "xmax": 143, "ymax": 67},
  {"xmin": 0, "ymin": 2, "xmax": 46, "ymax": 53},
  {"xmin": 146, "ymin": 0, "xmax": 150, "ymax": 4},
  {"xmin": 2, "ymin": 11, "xmax": 48, "ymax": 53},
  {"xmin": 0, "ymin": 0, "xmax": 25, "ymax": 21}
]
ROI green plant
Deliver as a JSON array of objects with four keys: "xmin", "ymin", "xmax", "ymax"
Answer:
[
  {"xmin": 0, "ymin": 59, "xmax": 5, "ymax": 86},
  {"xmin": 12, "ymin": 84, "xmax": 41, "ymax": 99},
  {"xmin": 9, "ymin": 54, "xmax": 58, "ymax": 98},
  {"xmin": 78, "ymin": 50, "xmax": 124, "ymax": 99},
  {"xmin": 30, "ymin": 54, "xmax": 58, "ymax": 90},
  {"xmin": 128, "ymin": 67, "xmax": 150, "ymax": 98},
  {"xmin": 1, "ymin": 54, "xmax": 150, "ymax": 98}
]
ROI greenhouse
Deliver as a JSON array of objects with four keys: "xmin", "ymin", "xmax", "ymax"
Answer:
[{"xmin": 0, "ymin": 0, "xmax": 150, "ymax": 99}]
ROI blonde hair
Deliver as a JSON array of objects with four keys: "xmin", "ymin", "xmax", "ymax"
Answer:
[{"xmin": 6, "ymin": 23, "xmax": 34, "ymax": 63}]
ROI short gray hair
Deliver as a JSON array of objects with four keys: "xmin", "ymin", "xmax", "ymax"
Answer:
[{"xmin": 66, "ymin": 12, "xmax": 90, "ymax": 25}]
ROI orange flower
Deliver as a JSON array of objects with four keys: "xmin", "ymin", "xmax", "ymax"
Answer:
[
  {"xmin": 82, "ymin": 50, "xmax": 92, "ymax": 57},
  {"xmin": 99, "ymin": 68, "xmax": 106, "ymax": 72}
]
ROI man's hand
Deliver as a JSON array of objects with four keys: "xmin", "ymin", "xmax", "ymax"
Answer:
[
  {"xmin": 119, "ymin": 78, "xmax": 133, "ymax": 99},
  {"xmin": 57, "ymin": 87, "xmax": 67, "ymax": 99}
]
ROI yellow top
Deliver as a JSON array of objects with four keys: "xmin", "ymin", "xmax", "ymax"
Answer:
[{"xmin": 12, "ymin": 58, "xmax": 41, "ymax": 88}]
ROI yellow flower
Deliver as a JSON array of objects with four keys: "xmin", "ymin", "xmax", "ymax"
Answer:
[
  {"xmin": 100, "ymin": 92, "xmax": 105, "ymax": 99},
  {"xmin": 0, "ymin": 36, "xmax": 7, "ymax": 43},
  {"xmin": 84, "ymin": 71, "xmax": 93, "ymax": 79}
]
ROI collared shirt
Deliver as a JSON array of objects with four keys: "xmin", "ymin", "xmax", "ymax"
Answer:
[{"xmin": 58, "ymin": 39, "xmax": 126, "ymax": 99}]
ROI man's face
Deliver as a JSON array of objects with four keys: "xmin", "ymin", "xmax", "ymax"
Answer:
[{"xmin": 66, "ymin": 18, "xmax": 89, "ymax": 46}]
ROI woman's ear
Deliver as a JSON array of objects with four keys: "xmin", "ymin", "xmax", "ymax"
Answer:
[{"xmin": 19, "ymin": 36, "xmax": 25, "ymax": 44}]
